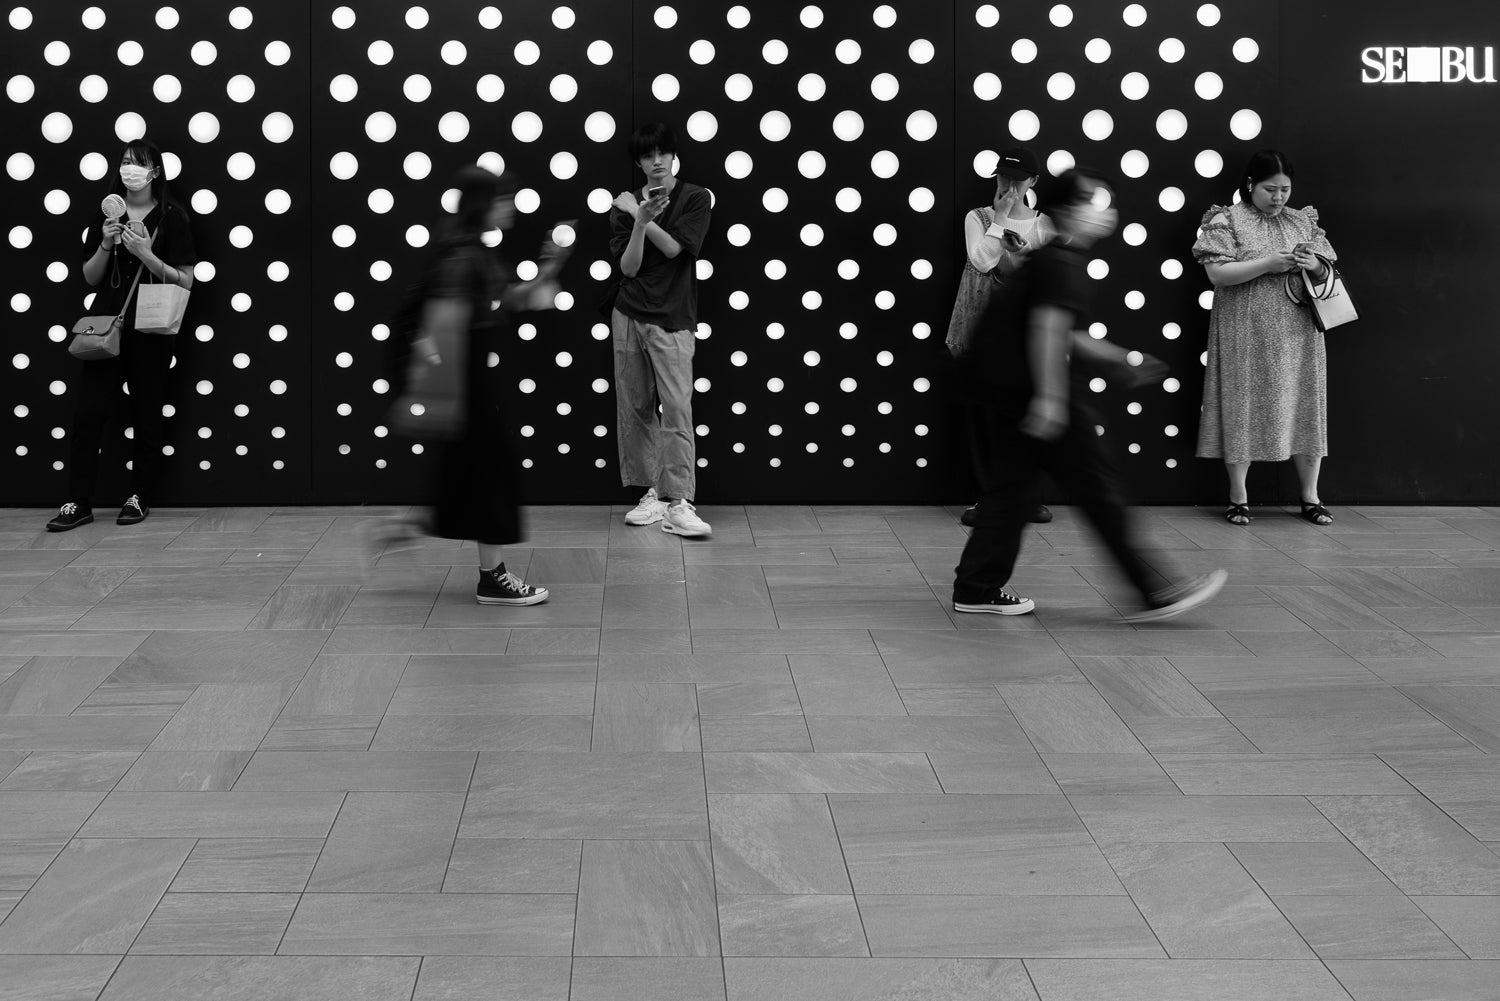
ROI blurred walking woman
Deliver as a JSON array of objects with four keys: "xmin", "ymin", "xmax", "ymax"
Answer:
[
  {"xmin": 1193, "ymin": 149, "xmax": 1339, "ymax": 526},
  {"xmin": 48, "ymin": 138, "xmax": 196, "ymax": 531}
]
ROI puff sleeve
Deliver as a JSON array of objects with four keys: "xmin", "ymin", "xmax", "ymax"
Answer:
[
  {"xmin": 1191, "ymin": 205, "xmax": 1238, "ymax": 265},
  {"xmin": 1302, "ymin": 205, "xmax": 1337, "ymax": 262}
]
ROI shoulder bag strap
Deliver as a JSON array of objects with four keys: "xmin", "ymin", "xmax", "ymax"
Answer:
[{"xmin": 115, "ymin": 226, "xmax": 159, "ymax": 320}]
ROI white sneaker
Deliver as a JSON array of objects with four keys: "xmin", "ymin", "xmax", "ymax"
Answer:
[
  {"xmin": 1126, "ymin": 569, "xmax": 1228, "ymax": 623},
  {"xmin": 662, "ymin": 499, "xmax": 712, "ymax": 537},
  {"xmin": 624, "ymin": 487, "xmax": 667, "ymax": 526}
]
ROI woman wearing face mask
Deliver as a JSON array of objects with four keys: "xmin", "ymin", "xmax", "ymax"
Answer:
[
  {"xmin": 47, "ymin": 138, "xmax": 196, "ymax": 531},
  {"xmin": 947, "ymin": 146, "xmax": 1057, "ymax": 527},
  {"xmin": 1194, "ymin": 149, "xmax": 1338, "ymax": 526}
]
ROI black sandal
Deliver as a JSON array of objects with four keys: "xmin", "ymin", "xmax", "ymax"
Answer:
[
  {"xmin": 1224, "ymin": 503, "xmax": 1251, "ymax": 525},
  {"xmin": 1300, "ymin": 501, "xmax": 1333, "ymax": 526}
]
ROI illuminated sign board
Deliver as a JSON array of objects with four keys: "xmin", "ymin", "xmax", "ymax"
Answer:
[{"xmin": 1362, "ymin": 46, "xmax": 1496, "ymax": 82}]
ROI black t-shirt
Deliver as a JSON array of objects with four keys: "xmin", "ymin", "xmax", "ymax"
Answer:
[
  {"xmin": 608, "ymin": 180, "xmax": 711, "ymax": 331},
  {"xmin": 82, "ymin": 200, "xmax": 197, "ymax": 327},
  {"xmin": 964, "ymin": 241, "xmax": 1093, "ymax": 400}
]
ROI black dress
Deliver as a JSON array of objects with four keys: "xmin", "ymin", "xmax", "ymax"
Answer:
[{"xmin": 421, "ymin": 240, "xmax": 521, "ymax": 546}]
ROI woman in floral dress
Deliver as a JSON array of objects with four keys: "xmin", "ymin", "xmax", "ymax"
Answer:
[{"xmin": 1194, "ymin": 149, "xmax": 1339, "ymax": 526}]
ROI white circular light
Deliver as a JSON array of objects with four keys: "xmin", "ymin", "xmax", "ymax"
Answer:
[
  {"xmin": 1160, "ymin": 38, "xmax": 1185, "ymax": 63},
  {"xmin": 265, "ymin": 41, "xmax": 291, "ymax": 66},
  {"xmin": 1048, "ymin": 72, "xmax": 1075, "ymax": 101},
  {"xmin": 836, "ymin": 187, "xmax": 862, "ymax": 212},
  {"xmin": 79, "ymin": 74, "xmax": 107, "ymax": 103},
  {"xmin": 192, "ymin": 190, "xmax": 218, "ymax": 214},
  {"xmin": 1123, "ymin": 223, "xmax": 1147, "ymax": 246},
  {"xmin": 760, "ymin": 110, "xmax": 791, "ymax": 142},
  {"xmin": 189, "ymin": 112, "xmax": 220, "ymax": 143},
  {"xmin": 1009, "ymin": 110, "xmax": 1040, "ymax": 142},
  {"xmin": 763, "ymin": 39, "xmax": 788, "ymax": 65},
  {"xmin": 263, "ymin": 112, "xmax": 294, "ymax": 143},
  {"xmin": 974, "ymin": 72, "xmax": 1002, "ymax": 101},
  {"xmin": 800, "ymin": 224, "xmax": 824, "ymax": 246},
  {"xmin": 1047, "ymin": 150, "xmax": 1076, "ymax": 176},
  {"xmin": 909, "ymin": 39, "xmax": 934, "ymax": 64},
  {"xmin": 8, "ymin": 75, "xmax": 35, "ymax": 103},
  {"xmin": 762, "ymin": 187, "xmax": 788, "ymax": 212},
  {"xmin": 798, "ymin": 150, "xmax": 826, "ymax": 178},
  {"xmin": 726, "ymin": 223, "xmax": 750, "ymax": 246},
  {"xmin": 1234, "ymin": 38, "xmax": 1260, "ymax": 63},
  {"xmin": 690, "ymin": 39, "xmax": 715, "ymax": 64},
  {"xmin": 42, "ymin": 112, "xmax": 76, "ymax": 144},
  {"xmin": 1123, "ymin": 4, "xmax": 1147, "ymax": 26},
  {"xmin": 1196, "ymin": 72, "xmax": 1224, "ymax": 101},
  {"xmin": 836, "ymin": 39, "xmax": 861, "ymax": 64},
  {"xmin": 724, "ymin": 151, "xmax": 753, "ymax": 178},
  {"xmin": 514, "ymin": 40, "xmax": 540, "ymax": 65},
  {"xmin": 587, "ymin": 39, "xmax": 613, "ymax": 64},
  {"xmin": 442, "ymin": 40, "xmax": 466, "ymax": 65},
  {"xmin": 652, "ymin": 74, "xmax": 680, "ymax": 102},
  {"xmin": 833, "ymin": 110, "xmax": 864, "ymax": 141},
  {"xmin": 1086, "ymin": 38, "xmax": 1112, "ymax": 63},
  {"xmin": 1231, "ymin": 109, "xmax": 1263, "ymax": 141},
  {"xmin": 1082, "ymin": 109, "xmax": 1113, "ymax": 140},
  {"xmin": 687, "ymin": 110, "xmax": 717, "ymax": 142},
  {"xmin": 1159, "ymin": 187, "xmax": 1185, "ymax": 212},
  {"xmin": 873, "ymin": 224, "xmax": 897, "ymax": 246},
  {"xmin": 871, "ymin": 151, "xmax": 899, "ymax": 178},
  {"xmin": 190, "ymin": 41, "xmax": 215, "ymax": 65},
  {"xmin": 1121, "ymin": 72, "xmax": 1150, "ymax": 101},
  {"xmin": 797, "ymin": 73, "xmax": 825, "ymax": 101},
  {"xmin": 1121, "ymin": 150, "xmax": 1149, "ymax": 178},
  {"xmin": 439, "ymin": 111, "xmax": 469, "ymax": 142},
  {"xmin": 1012, "ymin": 39, "xmax": 1037, "ymax": 63},
  {"xmin": 725, "ymin": 73, "xmax": 753, "ymax": 101},
  {"xmin": 871, "ymin": 73, "xmax": 899, "ymax": 101},
  {"xmin": 1156, "ymin": 110, "xmax": 1187, "ymax": 141},
  {"xmin": 512, "ymin": 112, "xmax": 543, "ymax": 142},
  {"xmin": 1161, "ymin": 259, "xmax": 1184, "ymax": 280},
  {"xmin": 476, "ymin": 74, "xmax": 504, "ymax": 102},
  {"xmin": 1194, "ymin": 150, "xmax": 1224, "ymax": 178},
  {"xmin": 549, "ymin": 152, "xmax": 578, "ymax": 180},
  {"xmin": 906, "ymin": 110, "xmax": 937, "ymax": 142}
]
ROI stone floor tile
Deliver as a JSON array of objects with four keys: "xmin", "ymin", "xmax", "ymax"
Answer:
[
  {"xmin": 108, "ymin": 629, "xmax": 327, "ymax": 684},
  {"xmin": 789, "ymin": 656, "xmax": 906, "ymax": 716},
  {"xmin": 281, "ymin": 655, "xmax": 408, "ymax": 717},
  {"xmin": 806, "ymin": 715, "xmax": 1033, "ymax": 753},
  {"xmin": 169, "ymin": 838, "xmax": 323, "ymax": 892},
  {"xmin": 1070, "ymin": 656, "xmax": 1222, "ymax": 718},
  {"xmin": 927, "ymin": 752, "xmax": 1060, "ymax": 794},
  {"xmin": 1411, "ymin": 895, "xmax": 1500, "ymax": 958},
  {"xmin": 1227, "ymin": 842, "xmax": 1403, "ymax": 896},
  {"xmin": 1155, "ymin": 753, "xmax": 1418, "ymax": 796},
  {"xmin": 571, "ymin": 958, "xmax": 727, "ymax": 1001},
  {"xmin": 997, "ymin": 684, "xmax": 1147, "ymax": 753},
  {"xmin": 0, "ymin": 714, "xmax": 170, "ymax": 751},
  {"xmin": 98, "ymin": 956, "xmax": 419, "ymax": 1001},
  {"xmin": 1070, "ymin": 795, "xmax": 1343, "ymax": 843},
  {"xmin": 1103, "ymin": 842, "xmax": 1313, "ymax": 958},
  {"xmin": 710, "ymin": 793, "xmax": 849, "ymax": 894},
  {"xmin": 858, "ymin": 895, "xmax": 1162, "ymax": 957},
  {"xmin": 1275, "ymin": 894, "xmax": 1464, "ymax": 959},
  {"xmin": 0, "ymin": 750, "xmax": 138, "ymax": 791},
  {"xmin": 1023, "ymin": 959, "xmax": 1355, "ymax": 1000},
  {"xmin": 130, "ymin": 892, "xmax": 299, "ymax": 954},
  {"xmin": 1041, "ymin": 753, "xmax": 1180, "ymax": 795},
  {"xmin": 719, "ymin": 896, "xmax": 868, "ymax": 957},
  {"xmin": 279, "ymin": 893, "xmax": 574, "ymax": 956},
  {"xmin": 147, "ymin": 683, "xmax": 291, "ymax": 750},
  {"xmin": 412, "ymin": 957, "xmax": 571, "ymax": 1001},
  {"xmin": 80, "ymin": 791, "xmax": 343, "ymax": 838},
  {"xmin": 871, "ymin": 631, "xmax": 1079, "ymax": 684},
  {"xmin": 370, "ymin": 714, "xmax": 591, "ymax": 751},
  {"xmin": 1310, "ymin": 795, "xmax": 1500, "ymax": 893},
  {"xmin": 701, "ymin": 717, "xmax": 814, "ymax": 751},
  {"xmin": 722, "ymin": 958, "xmax": 1038, "ymax": 1001},
  {"xmin": 592, "ymin": 682, "xmax": 701, "ymax": 750},
  {"xmin": 575, "ymin": 840, "xmax": 718, "ymax": 956},
  {"xmin": 0, "ymin": 791, "xmax": 106, "ymax": 840},
  {"xmin": 696, "ymin": 681, "xmax": 803, "ymax": 717},
  {"xmin": 442, "ymin": 839, "xmax": 580, "ymax": 893},
  {"xmin": 307, "ymin": 790, "xmax": 465, "ymax": 892},
  {"xmin": 232, "ymin": 750, "xmax": 476, "ymax": 791},
  {"xmin": 0, "ymin": 656, "xmax": 122, "ymax": 714},
  {"xmin": 0, "ymin": 956, "xmax": 122, "ymax": 1001},
  {"xmin": 0, "ymin": 837, "xmax": 193, "ymax": 954},
  {"xmin": 704, "ymin": 752, "xmax": 940, "ymax": 794},
  {"xmin": 1397, "ymin": 685, "xmax": 1500, "ymax": 752},
  {"xmin": 1324, "ymin": 959, "xmax": 1500, "ymax": 1000}
]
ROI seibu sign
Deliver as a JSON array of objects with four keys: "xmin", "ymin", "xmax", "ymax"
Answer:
[{"xmin": 1362, "ymin": 46, "xmax": 1497, "ymax": 82}]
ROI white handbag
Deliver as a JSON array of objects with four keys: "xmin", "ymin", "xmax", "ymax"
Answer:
[
  {"xmin": 135, "ymin": 271, "xmax": 190, "ymax": 335},
  {"xmin": 1286, "ymin": 253, "xmax": 1357, "ymax": 332}
]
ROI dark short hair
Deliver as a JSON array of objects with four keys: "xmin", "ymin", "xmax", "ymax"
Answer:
[
  {"xmin": 627, "ymin": 122, "xmax": 678, "ymax": 162},
  {"xmin": 1241, "ymin": 149, "xmax": 1294, "ymax": 196},
  {"xmin": 1038, "ymin": 167, "xmax": 1113, "ymax": 214},
  {"xmin": 448, "ymin": 165, "xmax": 517, "ymax": 237}
]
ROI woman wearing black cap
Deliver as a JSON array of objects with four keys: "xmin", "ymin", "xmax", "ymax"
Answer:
[{"xmin": 947, "ymin": 146, "xmax": 1056, "ymax": 527}]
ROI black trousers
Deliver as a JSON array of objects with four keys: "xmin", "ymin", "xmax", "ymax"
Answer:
[
  {"xmin": 952, "ymin": 402, "xmax": 1162, "ymax": 603},
  {"xmin": 66, "ymin": 331, "xmax": 175, "ymax": 506}
]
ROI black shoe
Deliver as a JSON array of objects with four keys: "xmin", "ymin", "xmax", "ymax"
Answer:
[
  {"xmin": 959, "ymin": 504, "xmax": 978, "ymax": 527},
  {"xmin": 46, "ymin": 502, "xmax": 94, "ymax": 532},
  {"xmin": 476, "ymin": 564, "xmax": 549, "ymax": 606},
  {"xmin": 954, "ymin": 587, "xmax": 1036, "ymax": 615},
  {"xmin": 117, "ymin": 494, "xmax": 149, "ymax": 526},
  {"xmin": 1126, "ymin": 569, "xmax": 1228, "ymax": 623},
  {"xmin": 1029, "ymin": 504, "xmax": 1053, "ymax": 524}
]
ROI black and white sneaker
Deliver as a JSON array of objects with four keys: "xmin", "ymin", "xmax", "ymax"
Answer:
[
  {"xmin": 476, "ymin": 565, "xmax": 549, "ymax": 606},
  {"xmin": 954, "ymin": 587, "xmax": 1036, "ymax": 615},
  {"xmin": 117, "ymin": 494, "xmax": 149, "ymax": 526},
  {"xmin": 46, "ymin": 502, "xmax": 94, "ymax": 532},
  {"xmin": 1126, "ymin": 569, "xmax": 1228, "ymax": 623}
]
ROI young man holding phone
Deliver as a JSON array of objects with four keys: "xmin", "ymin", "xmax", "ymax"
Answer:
[{"xmin": 608, "ymin": 122, "xmax": 714, "ymax": 537}]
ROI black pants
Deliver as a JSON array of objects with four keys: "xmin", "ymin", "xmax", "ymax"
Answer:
[
  {"xmin": 953, "ymin": 402, "xmax": 1162, "ymax": 603},
  {"xmin": 67, "ymin": 331, "xmax": 175, "ymax": 506}
]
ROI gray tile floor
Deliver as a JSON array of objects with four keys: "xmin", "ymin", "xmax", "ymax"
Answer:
[{"xmin": 1, "ymin": 502, "xmax": 1499, "ymax": 1000}]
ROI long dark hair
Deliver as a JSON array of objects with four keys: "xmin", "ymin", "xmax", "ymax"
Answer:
[
  {"xmin": 435, "ymin": 165, "xmax": 518, "ymax": 244},
  {"xmin": 1240, "ymin": 149, "xmax": 1294, "ymax": 199},
  {"xmin": 106, "ymin": 138, "xmax": 180, "ymax": 210}
]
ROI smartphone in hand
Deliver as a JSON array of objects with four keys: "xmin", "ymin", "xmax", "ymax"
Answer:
[{"xmin": 647, "ymin": 185, "xmax": 665, "ymax": 199}]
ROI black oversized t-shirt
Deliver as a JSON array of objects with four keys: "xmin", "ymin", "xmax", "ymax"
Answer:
[
  {"xmin": 608, "ymin": 180, "xmax": 711, "ymax": 331},
  {"xmin": 81, "ymin": 200, "xmax": 197, "ymax": 330},
  {"xmin": 966, "ymin": 241, "xmax": 1093, "ymax": 400}
]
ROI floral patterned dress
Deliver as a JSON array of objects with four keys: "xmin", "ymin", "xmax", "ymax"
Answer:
[{"xmin": 1192, "ymin": 201, "xmax": 1337, "ymax": 463}]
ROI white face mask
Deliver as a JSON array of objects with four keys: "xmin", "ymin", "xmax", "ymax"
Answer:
[{"xmin": 119, "ymin": 164, "xmax": 154, "ymax": 192}]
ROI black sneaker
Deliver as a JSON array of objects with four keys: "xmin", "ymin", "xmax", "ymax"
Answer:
[
  {"xmin": 46, "ymin": 502, "xmax": 94, "ymax": 532},
  {"xmin": 960, "ymin": 504, "xmax": 979, "ymax": 527},
  {"xmin": 476, "ymin": 565, "xmax": 549, "ymax": 606},
  {"xmin": 960, "ymin": 504, "xmax": 1053, "ymax": 527},
  {"xmin": 1030, "ymin": 504, "xmax": 1054, "ymax": 524},
  {"xmin": 1127, "ymin": 569, "xmax": 1228, "ymax": 623},
  {"xmin": 117, "ymin": 494, "xmax": 149, "ymax": 526},
  {"xmin": 954, "ymin": 587, "xmax": 1036, "ymax": 615}
]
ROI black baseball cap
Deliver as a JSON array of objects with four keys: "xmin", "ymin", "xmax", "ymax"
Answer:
[{"xmin": 989, "ymin": 147, "xmax": 1041, "ymax": 180}]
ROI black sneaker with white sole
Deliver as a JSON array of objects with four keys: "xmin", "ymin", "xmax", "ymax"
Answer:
[
  {"xmin": 1126, "ymin": 569, "xmax": 1228, "ymax": 623},
  {"xmin": 476, "ymin": 565, "xmax": 549, "ymax": 606},
  {"xmin": 46, "ymin": 502, "xmax": 94, "ymax": 532},
  {"xmin": 117, "ymin": 494, "xmax": 149, "ymax": 526},
  {"xmin": 954, "ymin": 587, "xmax": 1036, "ymax": 615}
]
